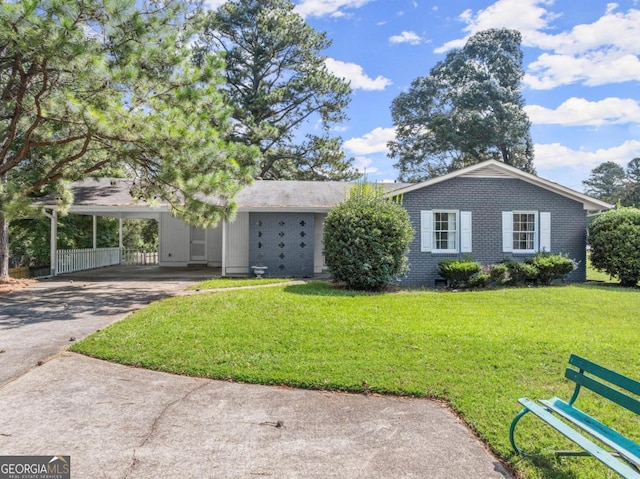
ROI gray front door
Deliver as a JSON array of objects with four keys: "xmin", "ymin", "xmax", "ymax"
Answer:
[{"xmin": 249, "ymin": 213, "xmax": 314, "ymax": 277}]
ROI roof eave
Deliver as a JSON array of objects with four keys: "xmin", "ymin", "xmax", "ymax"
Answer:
[{"xmin": 385, "ymin": 160, "xmax": 614, "ymax": 211}]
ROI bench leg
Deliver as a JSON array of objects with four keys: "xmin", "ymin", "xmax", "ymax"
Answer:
[{"xmin": 510, "ymin": 407, "xmax": 531, "ymax": 455}]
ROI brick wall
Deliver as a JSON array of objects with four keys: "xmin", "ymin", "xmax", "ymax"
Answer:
[{"xmin": 400, "ymin": 177, "xmax": 587, "ymax": 286}]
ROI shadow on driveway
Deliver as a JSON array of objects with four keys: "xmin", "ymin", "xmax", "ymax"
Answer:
[{"xmin": 0, "ymin": 265, "xmax": 217, "ymax": 386}]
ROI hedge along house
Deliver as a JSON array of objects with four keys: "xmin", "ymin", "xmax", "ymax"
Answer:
[
  {"xmin": 42, "ymin": 160, "xmax": 611, "ymax": 283},
  {"xmin": 384, "ymin": 160, "xmax": 613, "ymax": 286}
]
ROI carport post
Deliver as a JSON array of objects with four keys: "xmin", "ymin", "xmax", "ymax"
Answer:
[
  {"xmin": 43, "ymin": 208, "xmax": 58, "ymax": 276},
  {"xmin": 118, "ymin": 217, "xmax": 123, "ymax": 264},
  {"xmin": 92, "ymin": 215, "xmax": 97, "ymax": 250}
]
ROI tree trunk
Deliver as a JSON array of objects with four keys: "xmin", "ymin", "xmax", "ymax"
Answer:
[{"xmin": 0, "ymin": 212, "xmax": 9, "ymax": 280}]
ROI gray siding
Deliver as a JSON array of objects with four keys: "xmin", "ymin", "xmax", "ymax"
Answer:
[
  {"xmin": 400, "ymin": 177, "xmax": 587, "ymax": 286},
  {"xmin": 249, "ymin": 212, "xmax": 315, "ymax": 277}
]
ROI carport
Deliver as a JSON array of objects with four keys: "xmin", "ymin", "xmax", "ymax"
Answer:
[
  {"xmin": 39, "ymin": 179, "xmax": 357, "ymax": 279},
  {"xmin": 40, "ymin": 179, "xmax": 165, "ymax": 276}
]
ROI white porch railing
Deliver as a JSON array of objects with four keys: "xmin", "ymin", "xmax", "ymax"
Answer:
[
  {"xmin": 56, "ymin": 247, "xmax": 121, "ymax": 275},
  {"xmin": 121, "ymin": 248, "xmax": 159, "ymax": 265}
]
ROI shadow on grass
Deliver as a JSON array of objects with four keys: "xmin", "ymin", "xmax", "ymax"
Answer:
[
  {"xmin": 509, "ymin": 452, "xmax": 586, "ymax": 479},
  {"xmin": 574, "ymin": 281, "xmax": 639, "ymax": 292}
]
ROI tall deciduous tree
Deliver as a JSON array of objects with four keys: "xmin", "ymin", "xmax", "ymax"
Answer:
[
  {"xmin": 388, "ymin": 28, "xmax": 535, "ymax": 182},
  {"xmin": 0, "ymin": 0, "xmax": 258, "ymax": 279},
  {"xmin": 195, "ymin": 0, "xmax": 357, "ymax": 180}
]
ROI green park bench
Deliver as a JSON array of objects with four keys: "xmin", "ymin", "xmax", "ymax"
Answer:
[{"xmin": 509, "ymin": 354, "xmax": 640, "ymax": 478}]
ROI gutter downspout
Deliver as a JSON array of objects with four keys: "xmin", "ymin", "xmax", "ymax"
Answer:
[{"xmin": 42, "ymin": 208, "xmax": 58, "ymax": 276}]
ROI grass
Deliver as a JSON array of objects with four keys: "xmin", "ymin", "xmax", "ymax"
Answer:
[
  {"xmin": 188, "ymin": 276, "xmax": 293, "ymax": 290},
  {"xmin": 71, "ymin": 282, "xmax": 640, "ymax": 479}
]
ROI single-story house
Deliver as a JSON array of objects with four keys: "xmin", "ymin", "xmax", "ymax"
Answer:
[{"xmin": 41, "ymin": 160, "xmax": 612, "ymax": 285}]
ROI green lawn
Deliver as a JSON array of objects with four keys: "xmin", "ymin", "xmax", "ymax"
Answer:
[
  {"xmin": 71, "ymin": 282, "xmax": 640, "ymax": 479},
  {"xmin": 188, "ymin": 276, "xmax": 293, "ymax": 290}
]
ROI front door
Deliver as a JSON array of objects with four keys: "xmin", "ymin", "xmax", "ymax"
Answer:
[{"xmin": 190, "ymin": 226, "xmax": 207, "ymax": 262}]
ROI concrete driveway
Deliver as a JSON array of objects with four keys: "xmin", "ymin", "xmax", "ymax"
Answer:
[
  {"xmin": 0, "ymin": 266, "xmax": 513, "ymax": 478},
  {"xmin": 0, "ymin": 265, "xmax": 216, "ymax": 387}
]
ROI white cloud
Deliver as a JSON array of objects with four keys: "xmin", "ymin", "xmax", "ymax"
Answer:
[
  {"xmin": 295, "ymin": 0, "xmax": 373, "ymax": 18},
  {"xmin": 352, "ymin": 156, "xmax": 378, "ymax": 174},
  {"xmin": 534, "ymin": 140, "xmax": 640, "ymax": 171},
  {"xmin": 525, "ymin": 97, "xmax": 640, "ymax": 126},
  {"xmin": 523, "ymin": 6, "xmax": 640, "ymax": 88},
  {"xmin": 325, "ymin": 58, "xmax": 392, "ymax": 91},
  {"xmin": 435, "ymin": 1, "xmax": 640, "ymax": 89},
  {"xmin": 524, "ymin": 52, "xmax": 640, "ymax": 89},
  {"xmin": 434, "ymin": 0, "xmax": 558, "ymax": 53},
  {"xmin": 389, "ymin": 31, "xmax": 423, "ymax": 45},
  {"xmin": 343, "ymin": 127, "xmax": 395, "ymax": 155}
]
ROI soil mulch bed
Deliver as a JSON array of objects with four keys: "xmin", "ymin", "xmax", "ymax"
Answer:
[{"xmin": 0, "ymin": 277, "xmax": 37, "ymax": 294}]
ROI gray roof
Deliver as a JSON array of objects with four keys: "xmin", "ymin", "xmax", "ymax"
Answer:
[
  {"xmin": 46, "ymin": 178, "xmax": 408, "ymax": 212},
  {"xmin": 236, "ymin": 180, "xmax": 350, "ymax": 209},
  {"xmin": 45, "ymin": 162, "xmax": 612, "ymax": 214},
  {"xmin": 66, "ymin": 178, "xmax": 143, "ymax": 207},
  {"xmin": 234, "ymin": 180, "xmax": 400, "ymax": 209}
]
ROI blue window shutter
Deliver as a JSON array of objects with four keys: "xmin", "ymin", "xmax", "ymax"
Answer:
[
  {"xmin": 502, "ymin": 211, "xmax": 513, "ymax": 253},
  {"xmin": 460, "ymin": 211, "xmax": 472, "ymax": 253},
  {"xmin": 421, "ymin": 210, "xmax": 432, "ymax": 252},
  {"xmin": 540, "ymin": 212, "xmax": 551, "ymax": 252}
]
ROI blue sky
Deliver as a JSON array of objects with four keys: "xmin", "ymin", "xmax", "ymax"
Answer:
[{"xmin": 206, "ymin": 0, "xmax": 640, "ymax": 192}]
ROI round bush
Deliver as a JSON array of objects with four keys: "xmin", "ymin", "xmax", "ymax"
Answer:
[
  {"xmin": 501, "ymin": 260, "xmax": 538, "ymax": 285},
  {"xmin": 437, "ymin": 259, "xmax": 481, "ymax": 288},
  {"xmin": 588, "ymin": 207, "xmax": 640, "ymax": 287},
  {"xmin": 488, "ymin": 263, "xmax": 509, "ymax": 284},
  {"xmin": 323, "ymin": 190, "xmax": 414, "ymax": 291},
  {"xmin": 526, "ymin": 253, "xmax": 576, "ymax": 286}
]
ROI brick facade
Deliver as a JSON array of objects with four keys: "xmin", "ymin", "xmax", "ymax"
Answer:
[{"xmin": 400, "ymin": 177, "xmax": 587, "ymax": 286}]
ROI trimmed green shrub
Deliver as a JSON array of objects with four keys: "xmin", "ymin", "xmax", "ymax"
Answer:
[
  {"xmin": 488, "ymin": 263, "xmax": 509, "ymax": 284},
  {"xmin": 527, "ymin": 252, "xmax": 576, "ymax": 285},
  {"xmin": 467, "ymin": 272, "xmax": 490, "ymax": 289},
  {"xmin": 588, "ymin": 207, "xmax": 640, "ymax": 286},
  {"xmin": 438, "ymin": 258, "xmax": 482, "ymax": 288},
  {"xmin": 323, "ymin": 184, "xmax": 414, "ymax": 292},
  {"xmin": 501, "ymin": 260, "xmax": 538, "ymax": 285}
]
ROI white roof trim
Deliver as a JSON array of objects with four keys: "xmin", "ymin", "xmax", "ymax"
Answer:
[{"xmin": 385, "ymin": 160, "xmax": 614, "ymax": 211}]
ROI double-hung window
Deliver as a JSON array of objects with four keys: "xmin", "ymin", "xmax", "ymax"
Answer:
[
  {"xmin": 421, "ymin": 210, "xmax": 472, "ymax": 253},
  {"xmin": 502, "ymin": 211, "xmax": 551, "ymax": 253},
  {"xmin": 433, "ymin": 211, "xmax": 458, "ymax": 253},
  {"xmin": 513, "ymin": 212, "xmax": 536, "ymax": 252}
]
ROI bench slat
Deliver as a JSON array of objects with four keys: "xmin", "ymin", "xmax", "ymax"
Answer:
[
  {"xmin": 518, "ymin": 398, "xmax": 640, "ymax": 479},
  {"xmin": 566, "ymin": 368, "xmax": 640, "ymax": 416},
  {"xmin": 570, "ymin": 355, "xmax": 640, "ymax": 397},
  {"xmin": 540, "ymin": 397, "xmax": 640, "ymax": 468}
]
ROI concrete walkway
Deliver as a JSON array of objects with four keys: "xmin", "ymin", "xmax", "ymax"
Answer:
[{"xmin": 0, "ymin": 266, "xmax": 513, "ymax": 478}]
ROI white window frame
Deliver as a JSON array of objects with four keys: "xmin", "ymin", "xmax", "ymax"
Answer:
[
  {"xmin": 432, "ymin": 210, "xmax": 459, "ymax": 253},
  {"xmin": 421, "ymin": 210, "xmax": 472, "ymax": 254},
  {"xmin": 511, "ymin": 211, "xmax": 538, "ymax": 253}
]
